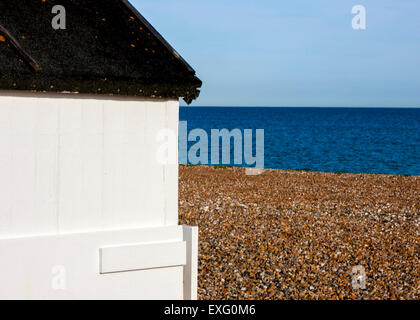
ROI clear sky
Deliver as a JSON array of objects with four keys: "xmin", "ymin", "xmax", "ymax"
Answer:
[{"xmin": 132, "ymin": 0, "xmax": 420, "ymax": 107}]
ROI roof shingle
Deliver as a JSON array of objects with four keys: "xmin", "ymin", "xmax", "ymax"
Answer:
[{"xmin": 0, "ymin": 0, "xmax": 202, "ymax": 103}]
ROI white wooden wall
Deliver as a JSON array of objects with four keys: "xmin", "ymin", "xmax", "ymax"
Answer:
[
  {"xmin": 0, "ymin": 92, "xmax": 199, "ymax": 300},
  {"xmin": 0, "ymin": 224, "xmax": 198, "ymax": 300},
  {"xmin": 0, "ymin": 92, "xmax": 179, "ymax": 238}
]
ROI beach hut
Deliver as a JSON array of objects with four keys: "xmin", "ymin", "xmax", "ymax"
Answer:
[{"xmin": 0, "ymin": 0, "xmax": 201, "ymax": 300}]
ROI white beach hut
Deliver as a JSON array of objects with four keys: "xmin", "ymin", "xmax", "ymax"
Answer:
[{"xmin": 0, "ymin": 0, "xmax": 201, "ymax": 300}]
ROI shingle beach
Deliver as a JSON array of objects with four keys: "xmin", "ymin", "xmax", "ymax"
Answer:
[{"xmin": 179, "ymin": 166, "xmax": 419, "ymax": 300}]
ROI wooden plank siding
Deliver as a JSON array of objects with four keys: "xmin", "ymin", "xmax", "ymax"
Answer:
[{"xmin": 0, "ymin": 92, "xmax": 179, "ymax": 239}]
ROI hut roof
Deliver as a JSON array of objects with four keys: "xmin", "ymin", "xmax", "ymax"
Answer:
[{"xmin": 0, "ymin": 0, "xmax": 202, "ymax": 104}]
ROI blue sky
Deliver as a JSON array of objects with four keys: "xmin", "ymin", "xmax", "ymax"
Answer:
[{"xmin": 132, "ymin": 0, "xmax": 420, "ymax": 107}]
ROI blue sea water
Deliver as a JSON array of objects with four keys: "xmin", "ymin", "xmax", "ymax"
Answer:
[{"xmin": 179, "ymin": 107, "xmax": 420, "ymax": 176}]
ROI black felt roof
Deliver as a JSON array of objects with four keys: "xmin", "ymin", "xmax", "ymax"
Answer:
[{"xmin": 0, "ymin": 0, "xmax": 202, "ymax": 103}]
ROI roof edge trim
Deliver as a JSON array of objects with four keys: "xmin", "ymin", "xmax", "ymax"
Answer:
[
  {"xmin": 0, "ymin": 24, "xmax": 42, "ymax": 73},
  {"xmin": 120, "ymin": 0, "xmax": 196, "ymax": 74}
]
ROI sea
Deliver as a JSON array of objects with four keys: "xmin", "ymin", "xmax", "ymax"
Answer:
[{"xmin": 179, "ymin": 107, "xmax": 420, "ymax": 176}]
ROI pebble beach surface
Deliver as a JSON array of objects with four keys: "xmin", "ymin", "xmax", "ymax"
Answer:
[{"xmin": 179, "ymin": 166, "xmax": 419, "ymax": 300}]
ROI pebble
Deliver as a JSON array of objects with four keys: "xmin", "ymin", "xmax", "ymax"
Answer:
[{"xmin": 179, "ymin": 165, "xmax": 419, "ymax": 300}]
